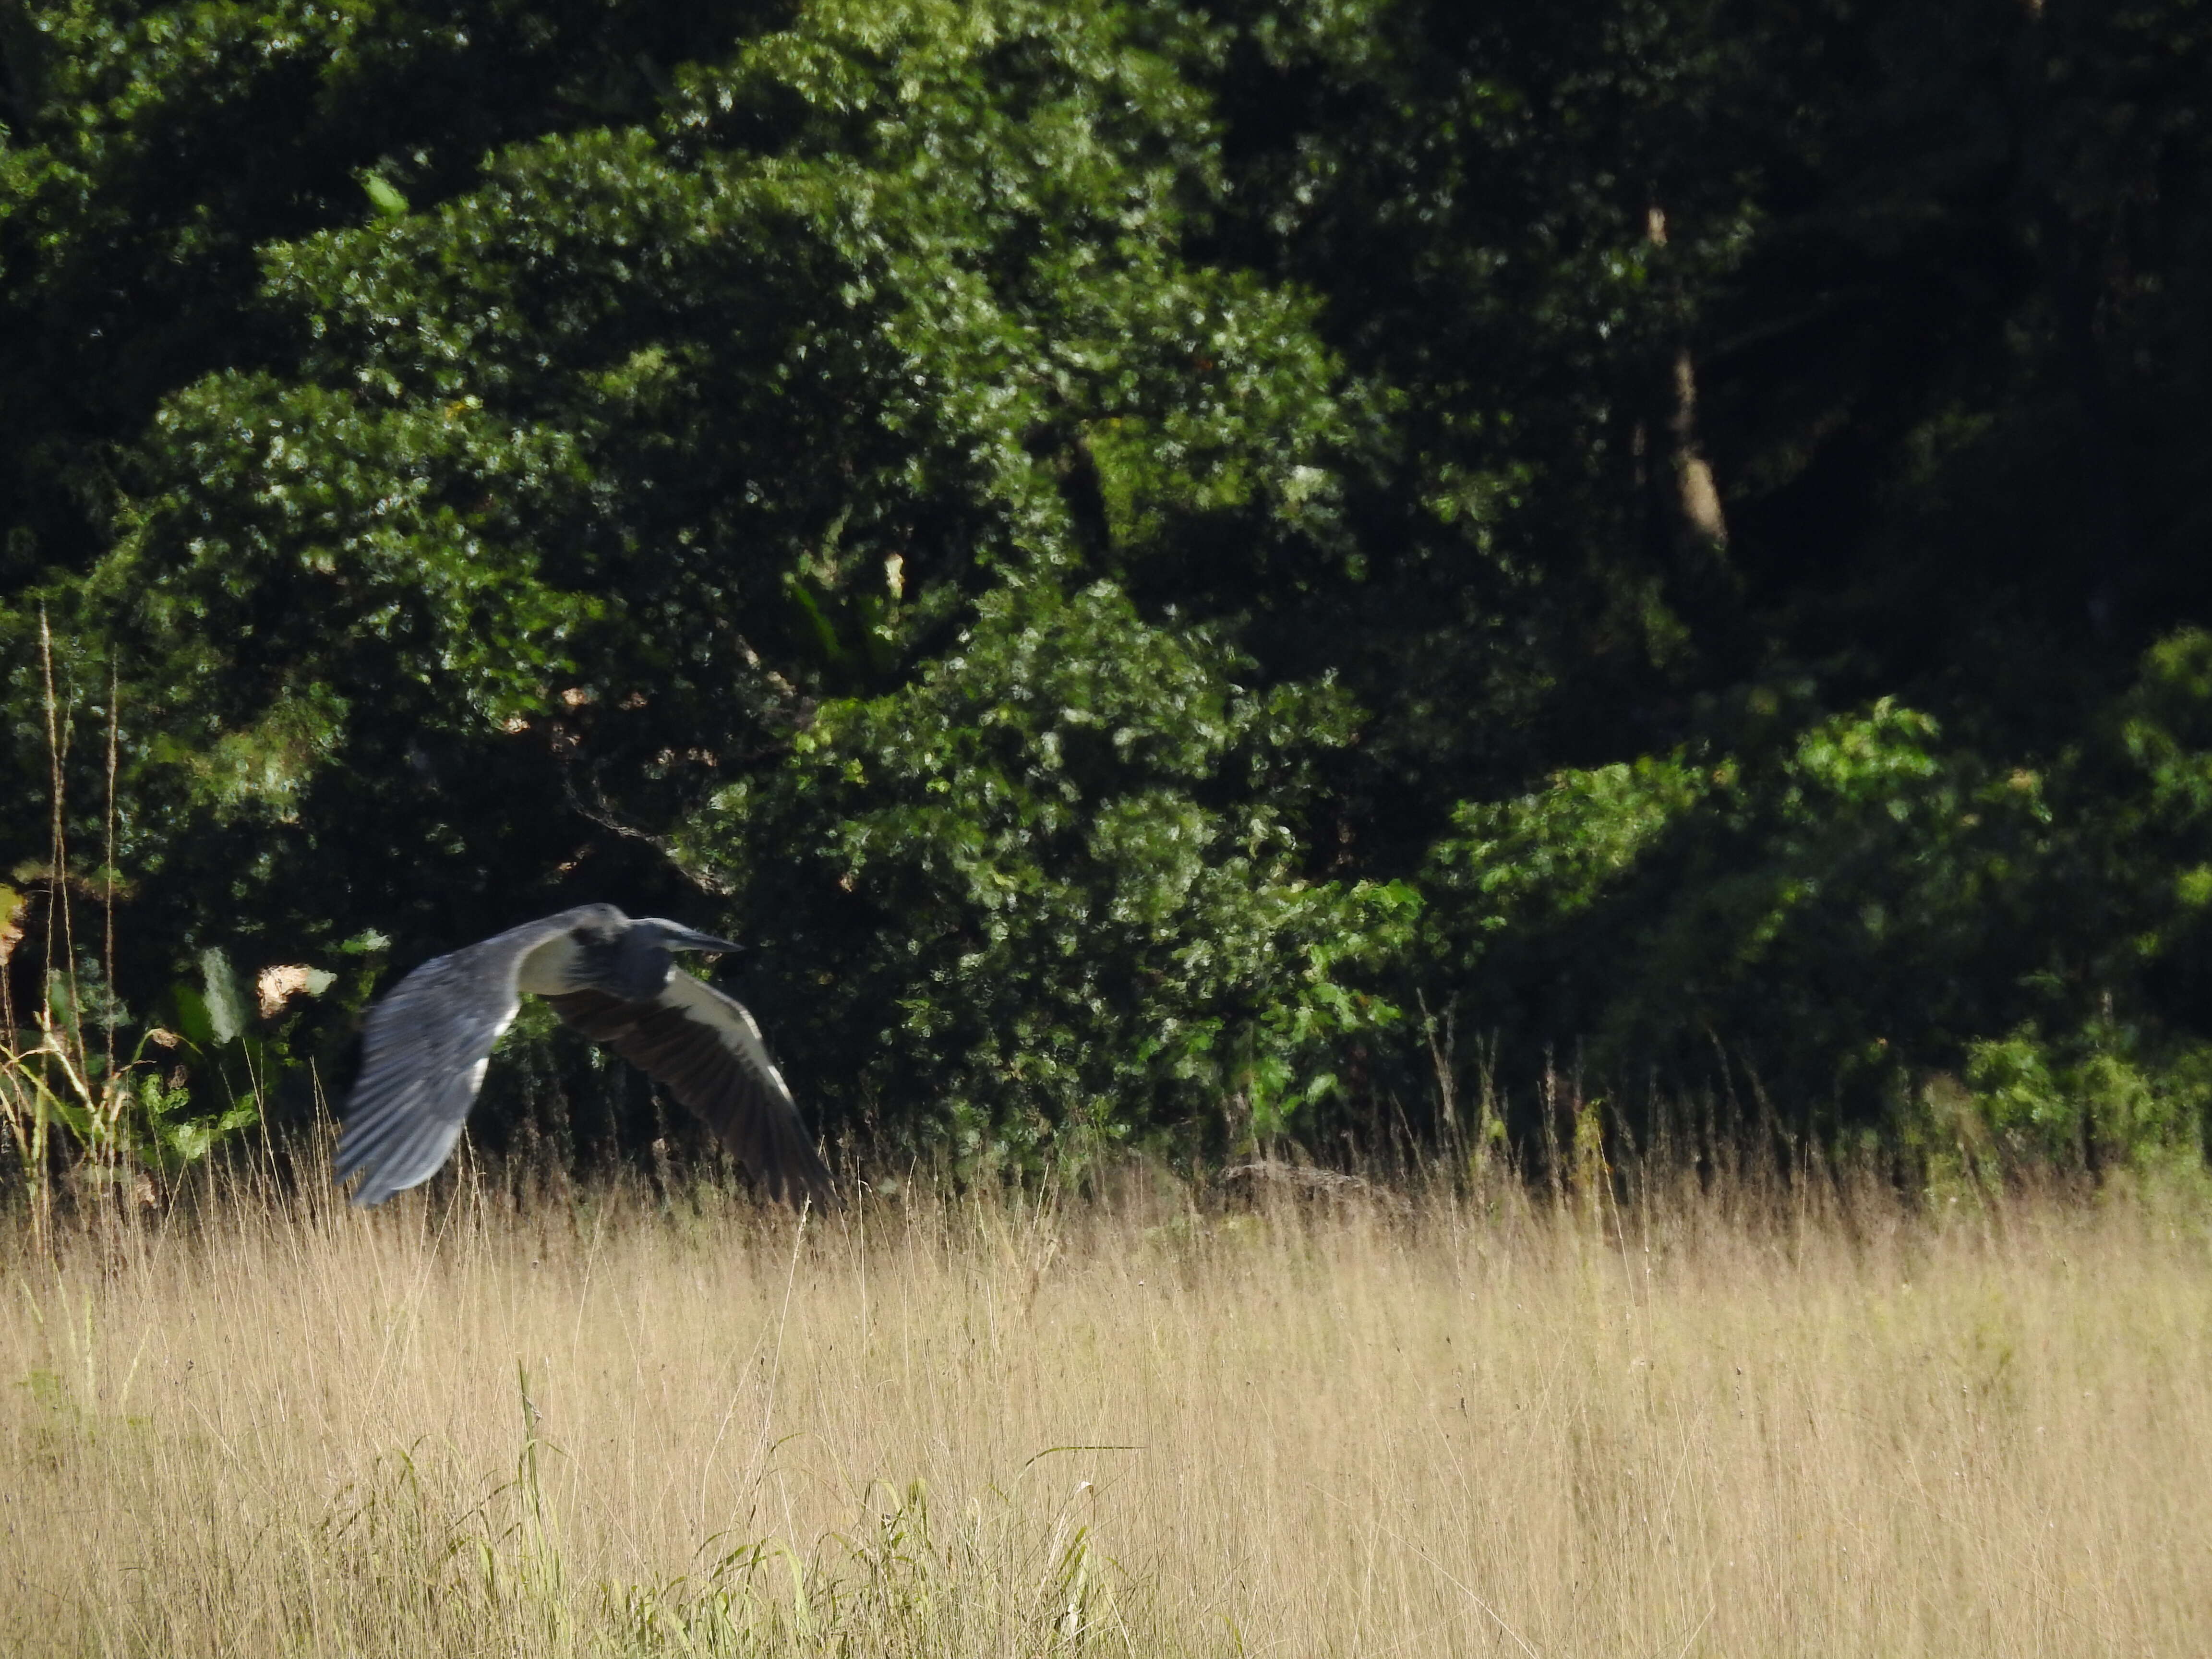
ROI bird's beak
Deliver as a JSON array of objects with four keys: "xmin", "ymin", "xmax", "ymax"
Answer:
[{"xmin": 651, "ymin": 922, "xmax": 746, "ymax": 956}]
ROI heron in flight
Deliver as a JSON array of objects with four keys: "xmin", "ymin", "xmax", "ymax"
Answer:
[{"xmin": 335, "ymin": 904, "xmax": 833, "ymax": 1208}]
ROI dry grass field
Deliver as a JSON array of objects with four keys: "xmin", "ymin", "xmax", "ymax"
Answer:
[{"xmin": 3, "ymin": 1161, "xmax": 2212, "ymax": 1657}]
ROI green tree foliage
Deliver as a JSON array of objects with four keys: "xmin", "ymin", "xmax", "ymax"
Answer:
[
  {"xmin": 3, "ymin": 0, "xmax": 1387, "ymax": 1170},
  {"xmin": 684, "ymin": 579, "xmax": 1415, "ymax": 1159},
  {"xmin": 4, "ymin": 0, "xmax": 2212, "ymax": 1181},
  {"xmin": 1192, "ymin": 0, "xmax": 2212, "ymax": 1159}
]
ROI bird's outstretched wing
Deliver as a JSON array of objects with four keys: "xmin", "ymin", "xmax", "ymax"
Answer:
[
  {"xmin": 336, "ymin": 914, "xmax": 579, "ymax": 1206},
  {"xmin": 545, "ymin": 972, "xmax": 836, "ymax": 1208}
]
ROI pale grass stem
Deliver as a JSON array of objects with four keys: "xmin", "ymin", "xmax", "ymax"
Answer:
[{"xmin": 1, "ymin": 625, "xmax": 146, "ymax": 1247}]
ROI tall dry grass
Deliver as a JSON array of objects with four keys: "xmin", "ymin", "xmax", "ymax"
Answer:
[{"xmin": 3, "ymin": 1161, "xmax": 2212, "ymax": 1656}]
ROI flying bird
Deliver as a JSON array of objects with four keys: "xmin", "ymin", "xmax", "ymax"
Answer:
[{"xmin": 335, "ymin": 904, "xmax": 833, "ymax": 1208}]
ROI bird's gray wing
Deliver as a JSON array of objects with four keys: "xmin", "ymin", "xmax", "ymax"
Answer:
[
  {"xmin": 336, "ymin": 915, "xmax": 578, "ymax": 1206},
  {"xmin": 544, "ymin": 972, "xmax": 835, "ymax": 1208}
]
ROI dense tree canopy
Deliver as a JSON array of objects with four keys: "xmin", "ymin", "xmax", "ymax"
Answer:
[{"xmin": 5, "ymin": 0, "xmax": 2212, "ymax": 1183}]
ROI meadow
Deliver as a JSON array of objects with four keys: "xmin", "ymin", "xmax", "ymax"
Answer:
[{"xmin": 3, "ymin": 1158, "xmax": 2211, "ymax": 1657}]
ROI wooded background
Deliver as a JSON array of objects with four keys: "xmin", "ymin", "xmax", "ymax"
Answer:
[{"xmin": 5, "ymin": 0, "xmax": 2211, "ymax": 1181}]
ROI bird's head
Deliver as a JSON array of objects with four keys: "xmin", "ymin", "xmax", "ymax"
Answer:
[
  {"xmin": 638, "ymin": 919, "xmax": 744, "ymax": 956},
  {"xmin": 603, "ymin": 917, "xmax": 745, "ymax": 1000}
]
